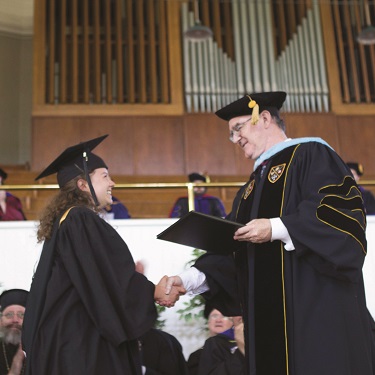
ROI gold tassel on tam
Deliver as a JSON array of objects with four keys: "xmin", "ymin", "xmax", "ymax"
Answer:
[{"xmin": 247, "ymin": 95, "xmax": 259, "ymax": 125}]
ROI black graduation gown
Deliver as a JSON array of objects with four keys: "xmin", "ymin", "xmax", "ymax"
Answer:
[
  {"xmin": 139, "ymin": 328, "xmax": 189, "ymax": 375},
  {"xmin": 0, "ymin": 342, "xmax": 18, "ymax": 375},
  {"xmin": 187, "ymin": 348, "xmax": 203, "ymax": 375},
  {"xmin": 361, "ymin": 188, "xmax": 375, "ymax": 215},
  {"xmin": 194, "ymin": 141, "xmax": 375, "ymax": 375},
  {"xmin": 196, "ymin": 333, "xmax": 245, "ymax": 375},
  {"xmin": 22, "ymin": 206, "xmax": 157, "ymax": 375}
]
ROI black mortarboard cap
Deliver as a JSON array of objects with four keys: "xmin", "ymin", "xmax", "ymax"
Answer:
[
  {"xmin": 35, "ymin": 135, "xmax": 108, "ymax": 187},
  {"xmin": 188, "ymin": 172, "xmax": 206, "ymax": 182},
  {"xmin": 0, "ymin": 289, "xmax": 29, "ymax": 311},
  {"xmin": 0, "ymin": 168, "xmax": 8, "ymax": 182},
  {"xmin": 215, "ymin": 91, "xmax": 287, "ymax": 122},
  {"xmin": 203, "ymin": 301, "xmax": 215, "ymax": 319},
  {"xmin": 347, "ymin": 162, "xmax": 364, "ymax": 176}
]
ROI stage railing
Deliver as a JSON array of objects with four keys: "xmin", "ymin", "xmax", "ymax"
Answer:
[
  {"xmin": 2, "ymin": 179, "xmax": 375, "ymax": 213},
  {"xmin": 0, "ymin": 182, "xmax": 246, "ymax": 213}
]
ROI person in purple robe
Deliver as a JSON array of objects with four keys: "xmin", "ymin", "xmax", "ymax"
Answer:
[{"xmin": 169, "ymin": 173, "xmax": 226, "ymax": 218}]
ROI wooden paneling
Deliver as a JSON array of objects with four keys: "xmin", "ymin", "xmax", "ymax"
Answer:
[
  {"xmin": 334, "ymin": 116, "xmax": 375, "ymax": 174},
  {"xmin": 31, "ymin": 113, "xmax": 375, "ymax": 178},
  {"xmin": 183, "ymin": 114, "xmax": 250, "ymax": 176},
  {"xmin": 284, "ymin": 113, "xmax": 341, "ymax": 152},
  {"xmin": 133, "ymin": 117, "xmax": 186, "ymax": 175}
]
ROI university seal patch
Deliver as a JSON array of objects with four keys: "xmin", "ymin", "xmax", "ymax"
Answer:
[
  {"xmin": 244, "ymin": 180, "xmax": 255, "ymax": 199},
  {"xmin": 268, "ymin": 164, "xmax": 286, "ymax": 183}
]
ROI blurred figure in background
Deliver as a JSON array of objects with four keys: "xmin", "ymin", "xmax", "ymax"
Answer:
[
  {"xmin": 0, "ymin": 289, "xmax": 29, "ymax": 375},
  {"xmin": 101, "ymin": 195, "xmax": 131, "ymax": 219},
  {"xmin": 187, "ymin": 305, "xmax": 244, "ymax": 375},
  {"xmin": 0, "ymin": 168, "xmax": 27, "ymax": 221},
  {"xmin": 346, "ymin": 162, "xmax": 375, "ymax": 215},
  {"xmin": 169, "ymin": 173, "xmax": 226, "ymax": 218}
]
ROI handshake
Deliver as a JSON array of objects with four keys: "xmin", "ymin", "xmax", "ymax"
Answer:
[
  {"xmin": 154, "ymin": 275, "xmax": 185, "ymax": 308},
  {"xmin": 135, "ymin": 261, "xmax": 186, "ymax": 308}
]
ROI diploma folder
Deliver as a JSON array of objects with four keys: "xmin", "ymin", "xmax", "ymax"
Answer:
[{"xmin": 157, "ymin": 211, "xmax": 243, "ymax": 254}]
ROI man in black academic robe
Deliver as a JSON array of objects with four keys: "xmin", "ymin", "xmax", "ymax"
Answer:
[
  {"xmin": 195, "ymin": 140, "xmax": 374, "ymax": 375},
  {"xmin": 163, "ymin": 92, "xmax": 375, "ymax": 375}
]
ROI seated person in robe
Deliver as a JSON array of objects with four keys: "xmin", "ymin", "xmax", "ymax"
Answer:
[
  {"xmin": 169, "ymin": 173, "xmax": 226, "ymax": 218},
  {"xmin": 0, "ymin": 168, "xmax": 27, "ymax": 221}
]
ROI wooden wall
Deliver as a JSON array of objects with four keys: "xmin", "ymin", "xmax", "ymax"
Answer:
[{"xmin": 31, "ymin": 112, "xmax": 375, "ymax": 177}]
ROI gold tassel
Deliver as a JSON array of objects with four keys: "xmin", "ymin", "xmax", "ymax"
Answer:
[
  {"xmin": 247, "ymin": 95, "xmax": 259, "ymax": 125},
  {"xmin": 358, "ymin": 164, "xmax": 364, "ymax": 175}
]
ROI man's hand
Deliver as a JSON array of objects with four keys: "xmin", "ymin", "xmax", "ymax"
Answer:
[
  {"xmin": 164, "ymin": 275, "xmax": 183, "ymax": 295},
  {"xmin": 234, "ymin": 218, "xmax": 271, "ymax": 243},
  {"xmin": 154, "ymin": 275, "xmax": 185, "ymax": 307},
  {"xmin": 233, "ymin": 317, "xmax": 245, "ymax": 355},
  {"xmin": 135, "ymin": 260, "xmax": 145, "ymax": 274},
  {"xmin": 8, "ymin": 344, "xmax": 25, "ymax": 375}
]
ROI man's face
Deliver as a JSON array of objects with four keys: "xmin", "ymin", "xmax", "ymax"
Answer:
[
  {"xmin": 228, "ymin": 114, "xmax": 268, "ymax": 160},
  {"xmin": 0, "ymin": 305, "xmax": 25, "ymax": 345},
  {"xmin": 192, "ymin": 180, "xmax": 207, "ymax": 196},
  {"xmin": 350, "ymin": 168, "xmax": 360, "ymax": 183}
]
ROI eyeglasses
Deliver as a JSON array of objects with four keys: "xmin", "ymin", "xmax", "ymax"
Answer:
[
  {"xmin": 209, "ymin": 313, "xmax": 232, "ymax": 321},
  {"xmin": 229, "ymin": 117, "xmax": 251, "ymax": 143},
  {"xmin": 1, "ymin": 312, "xmax": 25, "ymax": 320}
]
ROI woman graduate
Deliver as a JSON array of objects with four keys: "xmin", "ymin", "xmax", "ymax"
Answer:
[{"xmin": 22, "ymin": 135, "xmax": 184, "ymax": 375}]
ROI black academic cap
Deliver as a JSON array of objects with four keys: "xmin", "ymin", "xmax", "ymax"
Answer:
[
  {"xmin": 0, "ymin": 168, "xmax": 8, "ymax": 181},
  {"xmin": 0, "ymin": 289, "xmax": 29, "ymax": 311},
  {"xmin": 35, "ymin": 135, "xmax": 108, "ymax": 187},
  {"xmin": 203, "ymin": 301, "xmax": 215, "ymax": 319},
  {"xmin": 347, "ymin": 162, "xmax": 364, "ymax": 176},
  {"xmin": 215, "ymin": 91, "xmax": 287, "ymax": 122},
  {"xmin": 188, "ymin": 172, "xmax": 206, "ymax": 182}
]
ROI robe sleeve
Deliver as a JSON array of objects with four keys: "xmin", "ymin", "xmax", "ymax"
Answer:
[
  {"xmin": 281, "ymin": 142, "xmax": 367, "ymax": 282},
  {"xmin": 194, "ymin": 253, "xmax": 242, "ymax": 317},
  {"xmin": 169, "ymin": 197, "xmax": 188, "ymax": 218},
  {"xmin": 57, "ymin": 207, "xmax": 157, "ymax": 344},
  {"xmin": 211, "ymin": 197, "xmax": 227, "ymax": 217}
]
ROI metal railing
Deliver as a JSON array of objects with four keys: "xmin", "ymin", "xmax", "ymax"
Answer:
[
  {"xmin": 2, "ymin": 179, "xmax": 375, "ymax": 213},
  {"xmin": 0, "ymin": 182, "xmax": 247, "ymax": 212}
]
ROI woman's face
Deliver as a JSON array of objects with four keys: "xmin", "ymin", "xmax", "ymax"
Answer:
[{"xmin": 82, "ymin": 168, "xmax": 115, "ymax": 208}]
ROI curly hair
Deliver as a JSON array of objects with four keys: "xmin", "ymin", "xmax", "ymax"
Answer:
[{"xmin": 37, "ymin": 175, "xmax": 100, "ymax": 242}]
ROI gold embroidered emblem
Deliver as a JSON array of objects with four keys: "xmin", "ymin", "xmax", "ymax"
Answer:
[
  {"xmin": 244, "ymin": 180, "xmax": 255, "ymax": 199},
  {"xmin": 268, "ymin": 164, "xmax": 286, "ymax": 183}
]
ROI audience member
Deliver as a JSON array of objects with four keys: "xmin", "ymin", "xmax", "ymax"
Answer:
[
  {"xmin": 163, "ymin": 92, "xmax": 375, "ymax": 374},
  {"xmin": 169, "ymin": 173, "xmax": 226, "ymax": 218},
  {"xmin": 187, "ymin": 305, "xmax": 244, "ymax": 375},
  {"xmin": 0, "ymin": 289, "xmax": 28, "ymax": 375},
  {"xmin": 101, "ymin": 196, "xmax": 131, "ymax": 219},
  {"xmin": 196, "ymin": 315, "xmax": 245, "ymax": 375},
  {"xmin": 346, "ymin": 162, "xmax": 375, "ymax": 215},
  {"xmin": 21, "ymin": 135, "xmax": 184, "ymax": 375},
  {"xmin": 0, "ymin": 168, "xmax": 26, "ymax": 221}
]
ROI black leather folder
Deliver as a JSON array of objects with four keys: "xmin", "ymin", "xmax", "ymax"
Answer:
[{"xmin": 157, "ymin": 211, "xmax": 244, "ymax": 254}]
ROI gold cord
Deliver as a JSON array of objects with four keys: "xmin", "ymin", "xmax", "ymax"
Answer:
[
  {"xmin": 2, "ymin": 341, "xmax": 10, "ymax": 371},
  {"xmin": 1, "ymin": 340, "xmax": 25, "ymax": 374}
]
